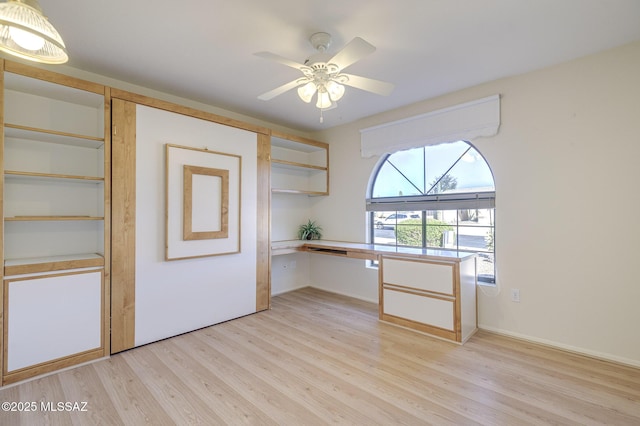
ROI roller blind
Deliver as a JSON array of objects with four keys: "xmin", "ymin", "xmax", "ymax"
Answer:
[{"xmin": 366, "ymin": 192, "xmax": 495, "ymax": 212}]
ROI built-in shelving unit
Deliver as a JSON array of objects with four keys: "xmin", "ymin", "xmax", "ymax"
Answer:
[
  {"xmin": 270, "ymin": 130, "xmax": 329, "ymax": 196},
  {"xmin": 1, "ymin": 60, "xmax": 110, "ymax": 385},
  {"xmin": 269, "ymin": 131, "xmax": 329, "ymax": 296}
]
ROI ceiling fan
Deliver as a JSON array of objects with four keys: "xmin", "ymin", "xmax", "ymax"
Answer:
[{"xmin": 255, "ymin": 32, "xmax": 394, "ymax": 119}]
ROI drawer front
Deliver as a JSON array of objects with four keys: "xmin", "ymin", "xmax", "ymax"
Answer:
[
  {"xmin": 383, "ymin": 288, "xmax": 454, "ymax": 331},
  {"xmin": 383, "ymin": 257, "xmax": 454, "ymax": 295}
]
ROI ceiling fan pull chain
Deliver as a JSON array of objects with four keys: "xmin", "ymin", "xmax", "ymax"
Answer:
[{"xmin": 320, "ymin": 108, "xmax": 324, "ymax": 123}]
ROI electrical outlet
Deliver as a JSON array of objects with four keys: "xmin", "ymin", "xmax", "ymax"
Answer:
[
  {"xmin": 511, "ymin": 288, "xmax": 520, "ymax": 303},
  {"xmin": 282, "ymin": 261, "xmax": 296, "ymax": 270}
]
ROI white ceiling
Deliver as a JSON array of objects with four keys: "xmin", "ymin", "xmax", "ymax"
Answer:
[{"xmin": 40, "ymin": 0, "xmax": 640, "ymax": 132}]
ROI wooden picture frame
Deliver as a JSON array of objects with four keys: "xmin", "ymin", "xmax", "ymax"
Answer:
[
  {"xmin": 166, "ymin": 144, "xmax": 241, "ymax": 260},
  {"xmin": 183, "ymin": 165, "xmax": 229, "ymax": 240}
]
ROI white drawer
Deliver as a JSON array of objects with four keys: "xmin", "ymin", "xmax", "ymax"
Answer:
[
  {"xmin": 383, "ymin": 288, "xmax": 454, "ymax": 331},
  {"xmin": 383, "ymin": 257, "xmax": 454, "ymax": 295}
]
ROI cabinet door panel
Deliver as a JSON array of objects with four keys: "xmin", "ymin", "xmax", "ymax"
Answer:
[
  {"xmin": 383, "ymin": 288, "xmax": 454, "ymax": 331},
  {"xmin": 6, "ymin": 270, "xmax": 102, "ymax": 372},
  {"xmin": 383, "ymin": 258, "xmax": 454, "ymax": 295}
]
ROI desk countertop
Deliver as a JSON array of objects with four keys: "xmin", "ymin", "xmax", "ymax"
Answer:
[{"xmin": 272, "ymin": 240, "xmax": 476, "ymax": 262}]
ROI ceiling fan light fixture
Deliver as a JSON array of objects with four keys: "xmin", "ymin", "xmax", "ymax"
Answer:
[
  {"xmin": 297, "ymin": 81, "xmax": 316, "ymax": 103},
  {"xmin": 0, "ymin": 0, "xmax": 68, "ymax": 64},
  {"xmin": 315, "ymin": 90, "xmax": 332, "ymax": 109},
  {"xmin": 326, "ymin": 80, "xmax": 345, "ymax": 102},
  {"xmin": 256, "ymin": 32, "xmax": 394, "ymax": 124}
]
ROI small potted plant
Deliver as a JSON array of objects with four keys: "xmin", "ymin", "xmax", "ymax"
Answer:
[{"xmin": 298, "ymin": 219, "xmax": 322, "ymax": 240}]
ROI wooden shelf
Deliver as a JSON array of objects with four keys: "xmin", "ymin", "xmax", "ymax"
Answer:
[
  {"xmin": 272, "ymin": 188, "xmax": 328, "ymax": 196},
  {"xmin": 271, "ymin": 159, "xmax": 327, "ymax": 171},
  {"xmin": 4, "ymin": 253, "xmax": 104, "ymax": 276},
  {"xmin": 4, "ymin": 123, "xmax": 104, "ymax": 149},
  {"xmin": 5, "ymin": 216, "xmax": 104, "ymax": 221},
  {"xmin": 270, "ymin": 132, "xmax": 329, "ymax": 196},
  {"xmin": 271, "ymin": 131, "xmax": 328, "ymax": 151},
  {"xmin": 5, "ymin": 170, "xmax": 104, "ymax": 182},
  {"xmin": 271, "ymin": 240, "xmax": 306, "ymax": 256}
]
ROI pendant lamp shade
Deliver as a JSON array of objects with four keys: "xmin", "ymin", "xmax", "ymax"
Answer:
[
  {"xmin": 297, "ymin": 81, "xmax": 317, "ymax": 103},
  {"xmin": 326, "ymin": 80, "xmax": 345, "ymax": 102},
  {"xmin": 315, "ymin": 90, "xmax": 332, "ymax": 109},
  {"xmin": 0, "ymin": 0, "xmax": 68, "ymax": 64}
]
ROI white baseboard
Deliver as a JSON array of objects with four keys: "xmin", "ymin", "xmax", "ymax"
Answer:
[
  {"xmin": 275, "ymin": 285, "xmax": 377, "ymax": 304},
  {"xmin": 479, "ymin": 325, "xmax": 640, "ymax": 369},
  {"xmin": 271, "ymin": 284, "xmax": 309, "ymax": 297}
]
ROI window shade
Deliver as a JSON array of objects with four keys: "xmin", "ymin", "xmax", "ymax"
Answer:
[
  {"xmin": 360, "ymin": 95, "xmax": 500, "ymax": 158},
  {"xmin": 366, "ymin": 192, "xmax": 495, "ymax": 212}
]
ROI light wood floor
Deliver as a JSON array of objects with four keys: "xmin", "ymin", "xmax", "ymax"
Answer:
[{"xmin": 1, "ymin": 287, "xmax": 639, "ymax": 425}]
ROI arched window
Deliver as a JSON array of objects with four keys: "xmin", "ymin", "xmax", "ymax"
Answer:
[{"xmin": 367, "ymin": 141, "xmax": 496, "ymax": 284}]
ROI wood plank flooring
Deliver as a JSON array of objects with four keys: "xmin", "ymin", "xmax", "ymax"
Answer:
[{"xmin": 1, "ymin": 287, "xmax": 639, "ymax": 425}]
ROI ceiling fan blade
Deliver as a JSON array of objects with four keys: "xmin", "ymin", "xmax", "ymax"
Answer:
[
  {"xmin": 341, "ymin": 73, "xmax": 394, "ymax": 96},
  {"xmin": 257, "ymin": 79, "xmax": 304, "ymax": 101},
  {"xmin": 328, "ymin": 37, "xmax": 376, "ymax": 71},
  {"xmin": 254, "ymin": 51, "xmax": 308, "ymax": 71}
]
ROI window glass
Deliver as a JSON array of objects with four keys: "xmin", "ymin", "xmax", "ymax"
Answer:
[
  {"xmin": 373, "ymin": 211, "xmax": 422, "ymax": 245},
  {"xmin": 372, "ymin": 161, "xmax": 423, "ymax": 198},
  {"xmin": 425, "ymin": 141, "xmax": 495, "ymax": 194},
  {"xmin": 368, "ymin": 141, "xmax": 496, "ymax": 284},
  {"xmin": 424, "ymin": 142, "xmax": 471, "ymax": 194},
  {"xmin": 428, "ymin": 147, "xmax": 495, "ymax": 195}
]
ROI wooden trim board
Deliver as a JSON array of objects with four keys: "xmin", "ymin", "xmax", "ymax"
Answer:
[
  {"xmin": 256, "ymin": 133, "xmax": 271, "ymax": 311},
  {"xmin": 110, "ymin": 99, "xmax": 137, "ymax": 354}
]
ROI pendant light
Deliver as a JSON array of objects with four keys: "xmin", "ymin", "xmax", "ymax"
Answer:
[{"xmin": 0, "ymin": 0, "xmax": 68, "ymax": 64}]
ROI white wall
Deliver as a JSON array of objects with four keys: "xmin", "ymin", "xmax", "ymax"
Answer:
[
  {"xmin": 310, "ymin": 41, "xmax": 640, "ymax": 366},
  {"xmin": 271, "ymin": 252, "xmax": 310, "ymax": 295}
]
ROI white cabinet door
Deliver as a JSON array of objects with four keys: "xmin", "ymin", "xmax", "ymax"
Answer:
[
  {"xmin": 383, "ymin": 257, "xmax": 454, "ymax": 295},
  {"xmin": 6, "ymin": 270, "xmax": 102, "ymax": 372},
  {"xmin": 383, "ymin": 288, "xmax": 455, "ymax": 331}
]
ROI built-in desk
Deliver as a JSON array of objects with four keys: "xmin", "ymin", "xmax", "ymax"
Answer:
[{"xmin": 271, "ymin": 240, "xmax": 478, "ymax": 344}]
